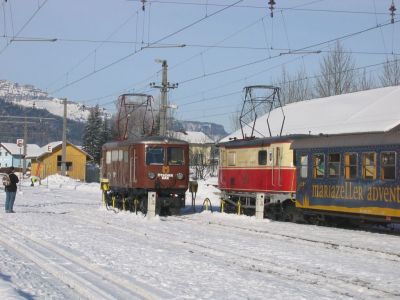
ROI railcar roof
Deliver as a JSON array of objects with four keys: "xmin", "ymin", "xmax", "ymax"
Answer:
[
  {"xmin": 291, "ymin": 132, "xmax": 400, "ymax": 149},
  {"xmin": 217, "ymin": 134, "xmax": 310, "ymax": 148},
  {"xmin": 221, "ymin": 85, "xmax": 400, "ymax": 142},
  {"xmin": 102, "ymin": 136, "xmax": 189, "ymax": 149}
]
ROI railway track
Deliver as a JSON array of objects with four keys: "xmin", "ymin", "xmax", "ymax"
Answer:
[
  {"xmin": 176, "ymin": 215, "xmax": 400, "ymax": 263},
  {"xmin": 67, "ymin": 212, "xmax": 400, "ymax": 298},
  {"xmin": 0, "ymin": 220, "xmax": 168, "ymax": 300}
]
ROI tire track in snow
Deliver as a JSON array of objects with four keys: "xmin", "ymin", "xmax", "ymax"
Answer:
[
  {"xmin": 75, "ymin": 214, "xmax": 400, "ymax": 298},
  {"xmin": 0, "ymin": 222, "xmax": 168, "ymax": 300}
]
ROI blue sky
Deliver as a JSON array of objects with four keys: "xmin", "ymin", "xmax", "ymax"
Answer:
[{"xmin": 0, "ymin": 0, "xmax": 399, "ymax": 132}]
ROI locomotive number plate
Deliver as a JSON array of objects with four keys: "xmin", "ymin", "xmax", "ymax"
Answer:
[{"xmin": 158, "ymin": 173, "xmax": 173, "ymax": 180}]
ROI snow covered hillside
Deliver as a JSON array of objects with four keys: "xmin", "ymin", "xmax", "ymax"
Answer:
[
  {"xmin": 0, "ymin": 176, "xmax": 399, "ymax": 299},
  {"xmin": 0, "ymin": 79, "xmax": 104, "ymax": 123}
]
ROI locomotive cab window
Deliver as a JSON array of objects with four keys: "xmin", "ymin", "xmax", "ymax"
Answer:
[
  {"xmin": 362, "ymin": 152, "xmax": 376, "ymax": 180},
  {"xmin": 123, "ymin": 151, "xmax": 128, "ymax": 163},
  {"xmin": 313, "ymin": 154, "xmax": 325, "ymax": 178},
  {"xmin": 106, "ymin": 151, "xmax": 111, "ymax": 164},
  {"xmin": 381, "ymin": 152, "xmax": 396, "ymax": 180},
  {"xmin": 300, "ymin": 155, "xmax": 308, "ymax": 179},
  {"xmin": 146, "ymin": 147, "xmax": 164, "ymax": 165},
  {"xmin": 228, "ymin": 152, "xmax": 236, "ymax": 166},
  {"xmin": 111, "ymin": 150, "xmax": 119, "ymax": 162},
  {"xmin": 258, "ymin": 150, "xmax": 267, "ymax": 165},
  {"xmin": 168, "ymin": 147, "xmax": 184, "ymax": 165},
  {"xmin": 344, "ymin": 153, "xmax": 357, "ymax": 179},
  {"xmin": 328, "ymin": 153, "xmax": 340, "ymax": 178}
]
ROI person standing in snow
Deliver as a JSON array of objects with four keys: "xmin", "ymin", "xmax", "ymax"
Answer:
[{"xmin": 5, "ymin": 167, "xmax": 19, "ymax": 213}]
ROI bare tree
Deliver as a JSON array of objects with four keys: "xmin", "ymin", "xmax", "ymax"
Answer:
[
  {"xmin": 274, "ymin": 66, "xmax": 311, "ymax": 104},
  {"xmin": 380, "ymin": 58, "xmax": 400, "ymax": 87},
  {"xmin": 315, "ymin": 41, "xmax": 357, "ymax": 98},
  {"xmin": 357, "ymin": 68, "xmax": 376, "ymax": 91}
]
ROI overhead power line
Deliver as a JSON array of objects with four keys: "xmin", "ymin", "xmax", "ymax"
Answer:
[
  {"xmin": 0, "ymin": 0, "xmax": 49, "ymax": 55},
  {"xmin": 46, "ymin": 9, "xmax": 140, "ymax": 91},
  {"xmin": 3, "ymin": 34, "xmax": 399, "ymax": 57},
  {"xmin": 175, "ymin": 58, "xmax": 400, "ymax": 112},
  {"xmin": 59, "ymin": 0, "xmax": 336, "ymax": 107},
  {"xmin": 178, "ymin": 19, "xmax": 400, "ymax": 85},
  {"xmin": 49, "ymin": 0, "xmax": 244, "ymax": 95},
  {"xmin": 127, "ymin": 0, "xmax": 388, "ymax": 15}
]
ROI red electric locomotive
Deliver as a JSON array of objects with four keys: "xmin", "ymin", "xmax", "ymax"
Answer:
[{"xmin": 100, "ymin": 136, "xmax": 189, "ymax": 215}]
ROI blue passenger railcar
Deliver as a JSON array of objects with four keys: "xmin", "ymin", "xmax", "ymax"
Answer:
[{"xmin": 291, "ymin": 132, "xmax": 400, "ymax": 224}]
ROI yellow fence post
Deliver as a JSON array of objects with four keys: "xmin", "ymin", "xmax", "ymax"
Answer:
[
  {"xmin": 100, "ymin": 178, "xmax": 110, "ymax": 207},
  {"xmin": 112, "ymin": 196, "xmax": 116, "ymax": 208},
  {"xmin": 202, "ymin": 198, "xmax": 213, "ymax": 212},
  {"xmin": 237, "ymin": 200, "xmax": 241, "ymax": 215},
  {"xmin": 220, "ymin": 199, "xmax": 225, "ymax": 213}
]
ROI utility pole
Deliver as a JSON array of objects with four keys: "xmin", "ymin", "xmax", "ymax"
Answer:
[
  {"xmin": 23, "ymin": 116, "xmax": 28, "ymax": 174},
  {"xmin": 150, "ymin": 59, "xmax": 178, "ymax": 136},
  {"xmin": 61, "ymin": 98, "xmax": 67, "ymax": 176}
]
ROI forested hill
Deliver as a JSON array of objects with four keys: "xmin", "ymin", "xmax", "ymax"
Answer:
[{"xmin": 0, "ymin": 98, "xmax": 85, "ymax": 146}]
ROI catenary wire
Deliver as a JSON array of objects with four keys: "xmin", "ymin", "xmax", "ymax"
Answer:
[
  {"xmin": 0, "ymin": 0, "xmax": 49, "ymax": 55},
  {"xmin": 127, "ymin": 0, "xmax": 388, "ymax": 15},
  {"xmin": 177, "ymin": 19, "xmax": 400, "ymax": 85},
  {"xmin": 49, "ymin": 0, "xmax": 244, "ymax": 95}
]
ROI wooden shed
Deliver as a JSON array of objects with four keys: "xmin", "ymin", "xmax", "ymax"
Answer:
[{"xmin": 30, "ymin": 141, "xmax": 92, "ymax": 181}]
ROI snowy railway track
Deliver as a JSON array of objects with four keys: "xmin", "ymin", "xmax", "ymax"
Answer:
[
  {"xmin": 73, "ymin": 214, "xmax": 400, "ymax": 298},
  {"xmin": 176, "ymin": 216, "xmax": 400, "ymax": 263},
  {"xmin": 0, "ymin": 221, "xmax": 166, "ymax": 300}
]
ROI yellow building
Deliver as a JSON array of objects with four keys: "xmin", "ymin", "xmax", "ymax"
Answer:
[{"xmin": 30, "ymin": 141, "xmax": 92, "ymax": 181}]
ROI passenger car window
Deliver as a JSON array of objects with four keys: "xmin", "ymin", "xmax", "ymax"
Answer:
[
  {"xmin": 328, "ymin": 153, "xmax": 340, "ymax": 178},
  {"xmin": 300, "ymin": 155, "xmax": 308, "ymax": 179},
  {"xmin": 313, "ymin": 154, "xmax": 325, "ymax": 178},
  {"xmin": 344, "ymin": 153, "xmax": 357, "ymax": 179},
  {"xmin": 146, "ymin": 147, "xmax": 164, "ymax": 165},
  {"xmin": 381, "ymin": 152, "xmax": 396, "ymax": 180},
  {"xmin": 362, "ymin": 152, "xmax": 376, "ymax": 180}
]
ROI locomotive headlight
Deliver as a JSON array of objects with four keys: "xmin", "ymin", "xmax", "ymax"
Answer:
[
  {"xmin": 148, "ymin": 171, "xmax": 156, "ymax": 179},
  {"xmin": 176, "ymin": 172, "xmax": 184, "ymax": 180}
]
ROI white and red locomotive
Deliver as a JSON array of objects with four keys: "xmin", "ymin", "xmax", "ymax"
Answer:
[{"xmin": 218, "ymin": 135, "xmax": 305, "ymax": 219}]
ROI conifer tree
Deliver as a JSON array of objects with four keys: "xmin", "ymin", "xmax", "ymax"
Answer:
[{"xmin": 82, "ymin": 105, "xmax": 103, "ymax": 164}]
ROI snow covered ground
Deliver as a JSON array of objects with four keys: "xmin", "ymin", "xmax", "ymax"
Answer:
[{"xmin": 1, "ymin": 175, "xmax": 400, "ymax": 299}]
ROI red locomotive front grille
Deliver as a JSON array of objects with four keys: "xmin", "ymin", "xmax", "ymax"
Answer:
[{"xmin": 219, "ymin": 167, "xmax": 296, "ymax": 193}]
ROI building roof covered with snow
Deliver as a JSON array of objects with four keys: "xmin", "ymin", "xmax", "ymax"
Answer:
[
  {"xmin": 0, "ymin": 142, "xmax": 42, "ymax": 157},
  {"xmin": 173, "ymin": 131, "xmax": 214, "ymax": 144},
  {"xmin": 221, "ymin": 85, "xmax": 400, "ymax": 142}
]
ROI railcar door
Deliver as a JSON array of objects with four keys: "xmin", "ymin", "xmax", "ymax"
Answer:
[
  {"xmin": 129, "ymin": 146, "xmax": 137, "ymax": 186},
  {"xmin": 295, "ymin": 152, "xmax": 310, "ymax": 207},
  {"xmin": 272, "ymin": 146, "xmax": 282, "ymax": 188}
]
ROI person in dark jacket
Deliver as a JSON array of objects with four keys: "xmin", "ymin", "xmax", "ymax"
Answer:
[{"xmin": 5, "ymin": 166, "xmax": 19, "ymax": 213}]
